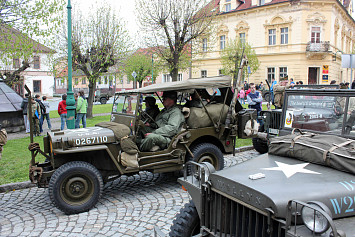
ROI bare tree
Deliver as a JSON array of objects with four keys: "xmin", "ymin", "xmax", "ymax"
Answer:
[
  {"xmin": 60, "ymin": 5, "xmax": 130, "ymax": 118},
  {"xmin": 136, "ymin": 0, "xmax": 217, "ymax": 81}
]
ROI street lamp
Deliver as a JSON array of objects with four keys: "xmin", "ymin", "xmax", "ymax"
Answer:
[{"xmin": 66, "ymin": 0, "xmax": 75, "ymax": 129}]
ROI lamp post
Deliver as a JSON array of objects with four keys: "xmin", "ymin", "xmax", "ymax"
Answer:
[{"xmin": 66, "ymin": 0, "xmax": 75, "ymax": 129}]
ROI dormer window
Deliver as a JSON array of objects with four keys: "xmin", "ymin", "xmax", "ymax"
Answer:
[
  {"xmin": 259, "ymin": 0, "xmax": 265, "ymax": 5},
  {"xmin": 225, "ymin": 3, "xmax": 231, "ymax": 11}
]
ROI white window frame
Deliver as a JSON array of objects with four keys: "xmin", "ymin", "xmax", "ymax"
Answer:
[
  {"xmin": 268, "ymin": 29, "xmax": 276, "ymax": 45},
  {"xmin": 202, "ymin": 38, "xmax": 207, "ymax": 52},
  {"xmin": 225, "ymin": 3, "xmax": 231, "ymax": 12},
  {"xmin": 239, "ymin": 33, "xmax": 246, "ymax": 44},
  {"xmin": 220, "ymin": 35, "xmax": 226, "ymax": 50},
  {"xmin": 178, "ymin": 73, "xmax": 183, "ymax": 81},
  {"xmin": 267, "ymin": 67, "xmax": 275, "ymax": 82},
  {"xmin": 259, "ymin": 0, "xmax": 265, "ymax": 5},
  {"xmin": 201, "ymin": 70, "xmax": 207, "ymax": 78},
  {"xmin": 33, "ymin": 56, "xmax": 40, "ymax": 69},
  {"xmin": 311, "ymin": 26, "xmax": 321, "ymax": 43},
  {"xmin": 279, "ymin": 67, "xmax": 287, "ymax": 79},
  {"xmin": 163, "ymin": 74, "xmax": 171, "ymax": 83},
  {"xmin": 280, "ymin": 27, "xmax": 288, "ymax": 44}
]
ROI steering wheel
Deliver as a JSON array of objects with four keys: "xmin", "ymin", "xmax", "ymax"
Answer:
[{"xmin": 139, "ymin": 108, "xmax": 156, "ymax": 124}]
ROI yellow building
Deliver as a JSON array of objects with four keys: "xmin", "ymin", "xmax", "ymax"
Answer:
[{"xmin": 192, "ymin": 0, "xmax": 355, "ymax": 84}]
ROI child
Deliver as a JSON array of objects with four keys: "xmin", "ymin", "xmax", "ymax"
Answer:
[{"xmin": 238, "ymin": 88, "xmax": 245, "ymax": 104}]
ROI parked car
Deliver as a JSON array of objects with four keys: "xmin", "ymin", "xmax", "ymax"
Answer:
[{"xmin": 26, "ymin": 76, "xmax": 257, "ymax": 214}]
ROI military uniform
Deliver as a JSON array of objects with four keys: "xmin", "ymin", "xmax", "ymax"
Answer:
[
  {"xmin": 28, "ymin": 100, "xmax": 41, "ymax": 136},
  {"xmin": 273, "ymin": 84, "xmax": 291, "ymax": 109},
  {"xmin": 140, "ymin": 105, "xmax": 185, "ymax": 151}
]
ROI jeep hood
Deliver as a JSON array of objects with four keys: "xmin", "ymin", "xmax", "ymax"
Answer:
[
  {"xmin": 50, "ymin": 127, "xmax": 116, "ymax": 148},
  {"xmin": 209, "ymin": 154, "xmax": 355, "ymax": 219}
]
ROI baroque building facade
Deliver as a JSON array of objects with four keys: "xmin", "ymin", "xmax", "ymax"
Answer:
[{"xmin": 192, "ymin": 0, "xmax": 355, "ymax": 84}]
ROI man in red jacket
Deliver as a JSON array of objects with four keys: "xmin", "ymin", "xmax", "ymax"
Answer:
[{"xmin": 58, "ymin": 94, "xmax": 68, "ymax": 130}]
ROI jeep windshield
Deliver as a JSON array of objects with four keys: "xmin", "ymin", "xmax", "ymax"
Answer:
[{"xmin": 282, "ymin": 89, "xmax": 355, "ymax": 137}]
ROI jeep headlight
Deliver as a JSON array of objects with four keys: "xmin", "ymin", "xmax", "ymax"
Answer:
[{"xmin": 301, "ymin": 202, "xmax": 331, "ymax": 234}]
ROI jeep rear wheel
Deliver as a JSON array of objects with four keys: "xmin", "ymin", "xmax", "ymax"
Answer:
[
  {"xmin": 48, "ymin": 161, "xmax": 103, "ymax": 215},
  {"xmin": 100, "ymin": 97, "xmax": 107, "ymax": 104},
  {"xmin": 187, "ymin": 143, "xmax": 224, "ymax": 173},
  {"xmin": 169, "ymin": 200, "xmax": 200, "ymax": 237}
]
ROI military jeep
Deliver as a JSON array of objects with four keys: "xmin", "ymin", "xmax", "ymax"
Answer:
[
  {"xmin": 28, "ymin": 76, "xmax": 257, "ymax": 214},
  {"xmin": 253, "ymin": 86, "xmax": 355, "ymax": 154},
  {"xmin": 170, "ymin": 155, "xmax": 355, "ymax": 236}
]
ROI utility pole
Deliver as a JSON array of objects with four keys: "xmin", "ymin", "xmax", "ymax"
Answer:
[{"xmin": 66, "ymin": 0, "xmax": 75, "ymax": 129}]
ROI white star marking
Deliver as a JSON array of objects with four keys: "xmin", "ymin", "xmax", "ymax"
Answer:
[{"xmin": 262, "ymin": 161, "xmax": 321, "ymax": 178}]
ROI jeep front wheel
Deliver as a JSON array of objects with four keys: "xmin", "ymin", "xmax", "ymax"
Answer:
[
  {"xmin": 169, "ymin": 200, "xmax": 200, "ymax": 237},
  {"xmin": 252, "ymin": 137, "xmax": 268, "ymax": 154},
  {"xmin": 48, "ymin": 161, "xmax": 103, "ymax": 214},
  {"xmin": 187, "ymin": 143, "xmax": 224, "ymax": 172}
]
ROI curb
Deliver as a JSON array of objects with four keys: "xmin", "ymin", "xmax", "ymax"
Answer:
[
  {"xmin": 0, "ymin": 181, "xmax": 36, "ymax": 193},
  {"xmin": 0, "ymin": 146, "xmax": 255, "ymax": 193}
]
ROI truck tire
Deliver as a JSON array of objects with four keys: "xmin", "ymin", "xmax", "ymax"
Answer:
[
  {"xmin": 169, "ymin": 200, "xmax": 200, "ymax": 237},
  {"xmin": 186, "ymin": 143, "xmax": 224, "ymax": 174},
  {"xmin": 48, "ymin": 161, "xmax": 103, "ymax": 215},
  {"xmin": 252, "ymin": 137, "xmax": 268, "ymax": 154},
  {"xmin": 263, "ymin": 92, "xmax": 270, "ymax": 102},
  {"xmin": 100, "ymin": 97, "xmax": 107, "ymax": 104}
]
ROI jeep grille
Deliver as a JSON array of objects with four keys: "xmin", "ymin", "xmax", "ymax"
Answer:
[
  {"xmin": 262, "ymin": 110, "xmax": 282, "ymax": 130},
  {"xmin": 201, "ymin": 190, "xmax": 285, "ymax": 237}
]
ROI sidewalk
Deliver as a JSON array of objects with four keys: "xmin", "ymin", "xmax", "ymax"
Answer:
[{"xmin": 7, "ymin": 113, "xmax": 110, "ymax": 140}]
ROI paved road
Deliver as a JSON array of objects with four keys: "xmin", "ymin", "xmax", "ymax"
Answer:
[{"xmin": 0, "ymin": 150, "xmax": 259, "ymax": 237}]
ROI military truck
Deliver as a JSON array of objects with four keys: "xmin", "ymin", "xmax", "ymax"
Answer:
[
  {"xmin": 252, "ymin": 85, "xmax": 349, "ymax": 154},
  {"xmin": 27, "ymin": 76, "xmax": 258, "ymax": 214}
]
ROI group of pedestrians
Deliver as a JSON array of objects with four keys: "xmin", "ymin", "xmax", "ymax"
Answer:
[
  {"xmin": 21, "ymin": 94, "xmax": 51, "ymax": 136},
  {"xmin": 58, "ymin": 90, "xmax": 88, "ymax": 130},
  {"xmin": 20, "ymin": 90, "xmax": 88, "ymax": 135}
]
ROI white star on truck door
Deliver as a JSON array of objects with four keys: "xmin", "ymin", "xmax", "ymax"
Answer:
[{"xmin": 262, "ymin": 161, "xmax": 321, "ymax": 178}]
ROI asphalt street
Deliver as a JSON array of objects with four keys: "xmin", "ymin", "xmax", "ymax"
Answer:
[{"xmin": 0, "ymin": 150, "xmax": 258, "ymax": 237}]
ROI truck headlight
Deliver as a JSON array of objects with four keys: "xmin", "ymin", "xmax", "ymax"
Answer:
[{"xmin": 301, "ymin": 201, "xmax": 331, "ymax": 234}]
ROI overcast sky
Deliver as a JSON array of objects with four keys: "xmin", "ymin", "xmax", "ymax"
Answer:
[{"xmin": 73, "ymin": 0, "xmax": 139, "ymax": 41}]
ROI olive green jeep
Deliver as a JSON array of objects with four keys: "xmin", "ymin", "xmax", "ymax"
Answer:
[{"xmin": 28, "ymin": 76, "xmax": 257, "ymax": 214}]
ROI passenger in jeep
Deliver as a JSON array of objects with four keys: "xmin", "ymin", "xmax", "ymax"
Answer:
[{"xmin": 139, "ymin": 91, "xmax": 185, "ymax": 151}]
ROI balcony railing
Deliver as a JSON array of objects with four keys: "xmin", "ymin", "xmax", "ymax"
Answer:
[{"xmin": 306, "ymin": 41, "xmax": 330, "ymax": 52}]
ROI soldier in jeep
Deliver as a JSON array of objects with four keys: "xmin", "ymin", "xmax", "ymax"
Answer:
[{"xmin": 139, "ymin": 91, "xmax": 185, "ymax": 151}]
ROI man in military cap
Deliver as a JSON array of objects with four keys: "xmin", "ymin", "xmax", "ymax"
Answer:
[
  {"xmin": 140, "ymin": 91, "xmax": 185, "ymax": 151},
  {"xmin": 273, "ymin": 75, "xmax": 293, "ymax": 109},
  {"xmin": 143, "ymin": 96, "xmax": 160, "ymax": 121}
]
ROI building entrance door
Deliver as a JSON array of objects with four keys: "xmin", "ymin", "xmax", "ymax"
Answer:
[{"xmin": 308, "ymin": 67, "xmax": 319, "ymax": 84}]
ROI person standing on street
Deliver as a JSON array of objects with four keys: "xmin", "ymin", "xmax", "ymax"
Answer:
[
  {"xmin": 29, "ymin": 97, "xmax": 41, "ymax": 136},
  {"xmin": 238, "ymin": 88, "xmax": 245, "ymax": 104},
  {"xmin": 246, "ymin": 83, "xmax": 263, "ymax": 115},
  {"xmin": 273, "ymin": 77, "xmax": 293, "ymax": 109},
  {"xmin": 21, "ymin": 93, "xmax": 30, "ymax": 133},
  {"xmin": 34, "ymin": 94, "xmax": 46, "ymax": 134},
  {"xmin": 58, "ymin": 94, "xmax": 68, "ymax": 130},
  {"xmin": 75, "ymin": 90, "xmax": 88, "ymax": 128},
  {"xmin": 270, "ymin": 78, "xmax": 277, "ymax": 104},
  {"xmin": 41, "ymin": 96, "xmax": 52, "ymax": 131}
]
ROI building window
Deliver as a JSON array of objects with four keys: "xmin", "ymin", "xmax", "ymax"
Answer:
[
  {"xmin": 201, "ymin": 70, "xmax": 207, "ymax": 78},
  {"xmin": 311, "ymin": 26, "xmax": 321, "ymax": 43},
  {"xmin": 104, "ymin": 76, "xmax": 108, "ymax": 84},
  {"xmin": 163, "ymin": 74, "xmax": 171, "ymax": 83},
  {"xmin": 281, "ymin": 27, "xmax": 288, "ymax": 44},
  {"xmin": 219, "ymin": 69, "xmax": 224, "ymax": 75},
  {"xmin": 225, "ymin": 3, "xmax": 231, "ymax": 12},
  {"xmin": 74, "ymin": 78, "xmax": 78, "ymax": 85},
  {"xmin": 279, "ymin": 67, "xmax": 287, "ymax": 79},
  {"xmin": 33, "ymin": 80, "xmax": 41, "ymax": 93},
  {"xmin": 33, "ymin": 56, "xmax": 40, "ymax": 69},
  {"xmin": 13, "ymin": 58, "xmax": 20, "ymax": 69},
  {"xmin": 178, "ymin": 73, "xmax": 183, "ymax": 81},
  {"xmin": 220, "ymin": 35, "xmax": 226, "ymax": 50},
  {"xmin": 82, "ymin": 77, "xmax": 86, "ymax": 84},
  {"xmin": 267, "ymin": 68, "xmax": 275, "ymax": 82},
  {"xmin": 202, "ymin": 38, "xmax": 207, "ymax": 52},
  {"xmin": 259, "ymin": 0, "xmax": 265, "ymax": 5},
  {"xmin": 239, "ymin": 33, "xmax": 246, "ymax": 44},
  {"xmin": 268, "ymin": 29, "xmax": 276, "ymax": 45}
]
